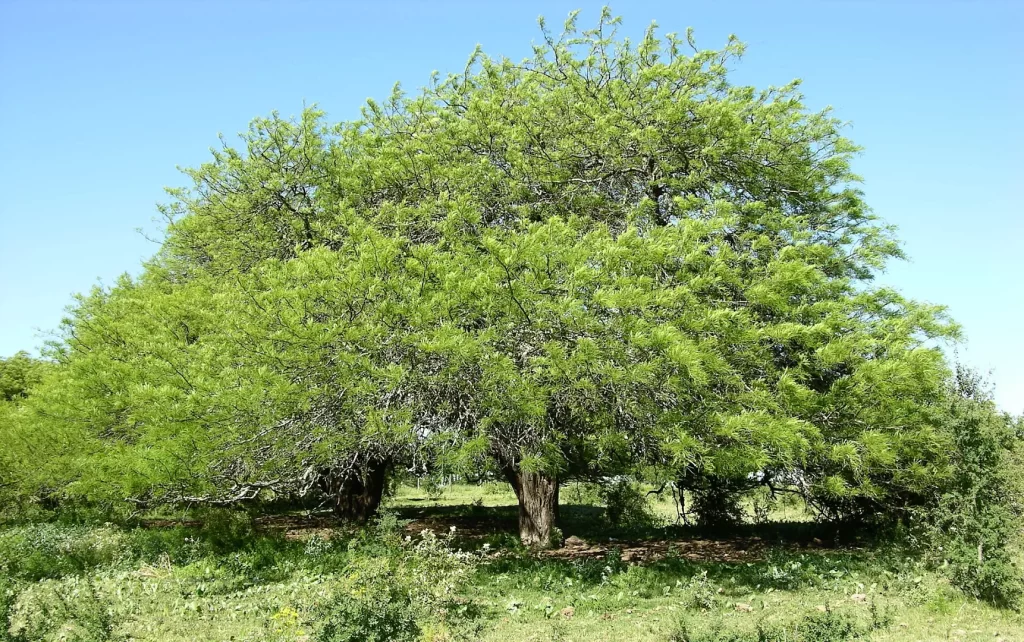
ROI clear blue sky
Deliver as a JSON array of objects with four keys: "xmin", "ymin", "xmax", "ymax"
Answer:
[{"xmin": 1, "ymin": 1, "xmax": 1021, "ymax": 412}]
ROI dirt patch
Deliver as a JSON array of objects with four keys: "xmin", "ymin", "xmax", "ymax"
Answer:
[
  {"xmin": 541, "ymin": 536, "xmax": 773, "ymax": 563},
  {"xmin": 139, "ymin": 510, "xmax": 862, "ymax": 563},
  {"xmin": 139, "ymin": 518, "xmax": 202, "ymax": 528}
]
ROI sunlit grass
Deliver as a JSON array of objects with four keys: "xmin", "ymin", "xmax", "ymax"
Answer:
[{"xmin": 2, "ymin": 484, "xmax": 1021, "ymax": 641}]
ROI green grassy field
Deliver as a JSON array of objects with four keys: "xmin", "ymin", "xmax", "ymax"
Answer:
[{"xmin": 1, "ymin": 483, "xmax": 1020, "ymax": 641}]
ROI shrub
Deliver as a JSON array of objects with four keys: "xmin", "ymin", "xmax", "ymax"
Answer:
[
  {"xmin": 196, "ymin": 507, "xmax": 255, "ymax": 553},
  {"xmin": 689, "ymin": 482, "xmax": 746, "ymax": 528},
  {"xmin": 669, "ymin": 607, "xmax": 876, "ymax": 642},
  {"xmin": 599, "ymin": 478, "xmax": 659, "ymax": 528},
  {"xmin": 750, "ymin": 487, "xmax": 777, "ymax": 525},
  {"xmin": 0, "ymin": 577, "xmax": 17, "ymax": 642},
  {"xmin": 680, "ymin": 571, "xmax": 719, "ymax": 611},
  {"xmin": 317, "ymin": 557, "xmax": 420, "ymax": 642},
  {"xmin": 316, "ymin": 525, "xmax": 478, "ymax": 642},
  {"xmin": 0, "ymin": 524, "xmax": 125, "ymax": 581},
  {"xmin": 562, "ymin": 481, "xmax": 601, "ymax": 506},
  {"xmin": 798, "ymin": 608, "xmax": 858, "ymax": 642},
  {"xmin": 121, "ymin": 526, "xmax": 205, "ymax": 565},
  {"xmin": 7, "ymin": 576, "xmax": 116, "ymax": 642},
  {"xmin": 929, "ymin": 367, "xmax": 1023, "ymax": 607}
]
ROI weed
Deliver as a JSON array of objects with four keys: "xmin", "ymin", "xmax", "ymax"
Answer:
[{"xmin": 680, "ymin": 571, "xmax": 719, "ymax": 611}]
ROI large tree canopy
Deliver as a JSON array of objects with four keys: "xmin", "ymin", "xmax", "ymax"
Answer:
[{"xmin": 2, "ymin": 10, "xmax": 961, "ymax": 546}]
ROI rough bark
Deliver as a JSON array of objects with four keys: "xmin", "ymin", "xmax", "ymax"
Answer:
[
  {"xmin": 319, "ymin": 460, "xmax": 389, "ymax": 522},
  {"xmin": 502, "ymin": 463, "xmax": 560, "ymax": 548}
]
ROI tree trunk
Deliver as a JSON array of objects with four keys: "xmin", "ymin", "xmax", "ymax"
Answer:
[
  {"xmin": 319, "ymin": 460, "xmax": 389, "ymax": 522},
  {"xmin": 503, "ymin": 464, "xmax": 560, "ymax": 548}
]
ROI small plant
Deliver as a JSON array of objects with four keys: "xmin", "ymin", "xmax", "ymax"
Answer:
[
  {"xmin": 867, "ymin": 599, "xmax": 892, "ymax": 631},
  {"xmin": 798, "ymin": 607, "xmax": 858, "ymax": 642},
  {"xmin": 680, "ymin": 570, "xmax": 718, "ymax": 611},
  {"xmin": 422, "ymin": 476, "xmax": 446, "ymax": 502},
  {"xmin": 750, "ymin": 487, "xmax": 776, "ymax": 525},
  {"xmin": 369, "ymin": 510, "xmax": 407, "ymax": 546},
  {"xmin": 270, "ymin": 607, "xmax": 308, "ymax": 640},
  {"xmin": 303, "ymin": 534, "xmax": 334, "ymax": 560},
  {"xmin": 600, "ymin": 547, "xmax": 626, "ymax": 583},
  {"xmin": 548, "ymin": 526, "xmax": 564, "ymax": 549}
]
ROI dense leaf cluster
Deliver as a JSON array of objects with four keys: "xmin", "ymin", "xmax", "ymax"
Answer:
[{"xmin": 0, "ymin": 9, "xmax": 1016, "ymax": 579}]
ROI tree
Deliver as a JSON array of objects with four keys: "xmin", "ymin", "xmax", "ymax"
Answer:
[
  {"xmin": 7, "ymin": 256, "xmax": 421, "ymax": 520},
  {"xmin": 301, "ymin": 10, "xmax": 956, "ymax": 540},
  {"xmin": 8, "ymin": 10, "xmax": 962, "ymax": 548},
  {"xmin": 0, "ymin": 352, "xmax": 50, "ymax": 403},
  {"xmin": 0, "ymin": 352, "xmax": 54, "ymax": 510}
]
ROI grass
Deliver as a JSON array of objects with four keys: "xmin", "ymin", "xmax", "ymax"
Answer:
[{"xmin": 0, "ymin": 483, "xmax": 1021, "ymax": 641}]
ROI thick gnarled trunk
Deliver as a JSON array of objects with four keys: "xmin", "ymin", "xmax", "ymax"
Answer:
[
  {"xmin": 319, "ymin": 460, "xmax": 389, "ymax": 522},
  {"xmin": 503, "ymin": 464, "xmax": 560, "ymax": 548}
]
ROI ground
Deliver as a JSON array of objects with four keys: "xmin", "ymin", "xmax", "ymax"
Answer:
[{"xmin": 1, "ymin": 483, "xmax": 1020, "ymax": 641}]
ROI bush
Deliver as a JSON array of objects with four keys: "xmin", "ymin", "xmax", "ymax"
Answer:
[
  {"xmin": 798, "ymin": 608, "xmax": 858, "ymax": 642},
  {"xmin": 317, "ymin": 557, "xmax": 420, "ymax": 642},
  {"xmin": 668, "ymin": 606, "xmax": 884, "ymax": 642},
  {"xmin": 750, "ymin": 487, "xmax": 777, "ymax": 525},
  {"xmin": 0, "ymin": 577, "xmax": 17, "ymax": 642},
  {"xmin": 121, "ymin": 526, "xmax": 205, "ymax": 565},
  {"xmin": 0, "ymin": 524, "xmax": 125, "ymax": 581},
  {"xmin": 196, "ymin": 507, "xmax": 255, "ymax": 553},
  {"xmin": 562, "ymin": 481, "xmax": 601, "ymax": 506},
  {"xmin": 599, "ymin": 478, "xmax": 659, "ymax": 528},
  {"xmin": 316, "ymin": 523, "xmax": 478, "ymax": 642},
  {"xmin": 929, "ymin": 367, "xmax": 1023, "ymax": 607},
  {"xmin": 7, "ymin": 576, "xmax": 116, "ymax": 642},
  {"xmin": 689, "ymin": 482, "xmax": 746, "ymax": 528}
]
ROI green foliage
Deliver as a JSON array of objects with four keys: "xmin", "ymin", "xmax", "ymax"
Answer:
[
  {"xmin": 562, "ymin": 481, "xmax": 602, "ymax": 506},
  {"xmin": 317, "ymin": 557, "xmax": 419, "ymax": 642},
  {"xmin": 0, "ymin": 7, "xmax": 977, "ymax": 569},
  {"xmin": 0, "ymin": 524, "xmax": 125, "ymax": 582},
  {"xmin": 0, "ymin": 499, "xmax": 1019, "ymax": 641},
  {"xmin": 797, "ymin": 609, "xmax": 859, "ymax": 642},
  {"xmin": 928, "ymin": 367, "xmax": 1023, "ymax": 607},
  {"xmin": 679, "ymin": 571, "xmax": 719, "ymax": 611},
  {"xmin": 0, "ymin": 577, "xmax": 16, "ymax": 642},
  {"xmin": 599, "ymin": 478, "xmax": 660, "ymax": 528},
  {"xmin": 669, "ymin": 606, "xmax": 885, "ymax": 642},
  {"xmin": 687, "ymin": 478, "xmax": 748, "ymax": 528},
  {"xmin": 750, "ymin": 487, "xmax": 777, "ymax": 525},
  {"xmin": 197, "ymin": 508, "xmax": 257, "ymax": 554},
  {"xmin": 7, "ymin": 577, "xmax": 116, "ymax": 642},
  {"xmin": 0, "ymin": 352, "xmax": 50, "ymax": 403},
  {"xmin": 316, "ymin": 526, "xmax": 478, "ymax": 642},
  {"xmin": 0, "ymin": 352, "xmax": 53, "ymax": 514}
]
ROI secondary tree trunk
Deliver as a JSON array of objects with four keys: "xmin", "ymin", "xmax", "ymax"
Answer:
[
  {"xmin": 319, "ymin": 460, "xmax": 389, "ymax": 522},
  {"xmin": 503, "ymin": 463, "xmax": 560, "ymax": 548}
]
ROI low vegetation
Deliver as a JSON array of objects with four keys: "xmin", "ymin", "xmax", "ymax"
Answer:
[{"xmin": 1, "ymin": 484, "xmax": 1023, "ymax": 641}]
